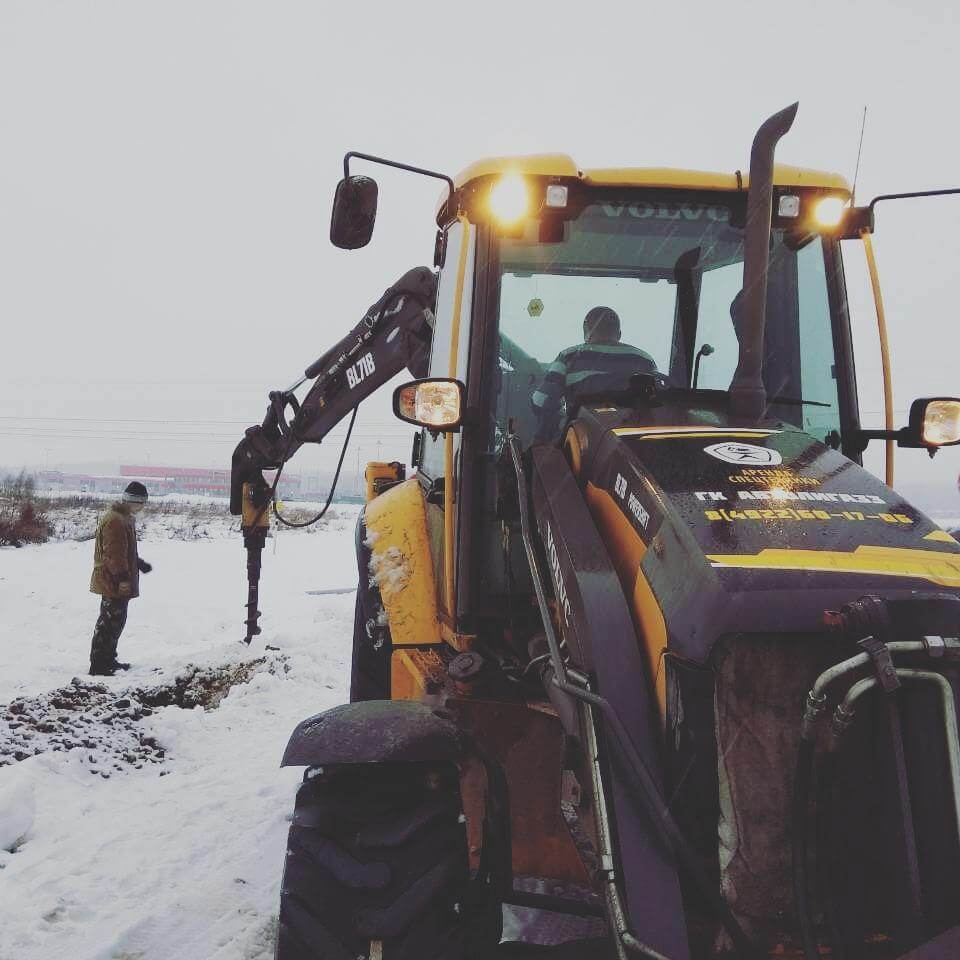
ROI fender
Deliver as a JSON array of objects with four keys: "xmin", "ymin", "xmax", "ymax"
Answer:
[
  {"xmin": 363, "ymin": 477, "xmax": 441, "ymax": 648},
  {"xmin": 281, "ymin": 701, "xmax": 464, "ymax": 767}
]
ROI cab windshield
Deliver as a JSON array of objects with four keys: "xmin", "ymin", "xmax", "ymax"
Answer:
[{"xmin": 492, "ymin": 191, "xmax": 845, "ymax": 449}]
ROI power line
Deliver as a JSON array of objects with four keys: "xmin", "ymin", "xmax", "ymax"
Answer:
[
  {"xmin": 0, "ymin": 426, "xmax": 408, "ymax": 436},
  {"xmin": 0, "ymin": 415, "xmax": 407, "ymax": 427},
  {"xmin": 0, "ymin": 431, "xmax": 413, "ymax": 446}
]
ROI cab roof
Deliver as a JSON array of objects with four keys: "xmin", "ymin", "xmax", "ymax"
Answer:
[{"xmin": 451, "ymin": 153, "xmax": 851, "ymax": 195}]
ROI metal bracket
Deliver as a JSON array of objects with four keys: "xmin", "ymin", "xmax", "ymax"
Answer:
[
  {"xmin": 923, "ymin": 635, "xmax": 947, "ymax": 658},
  {"xmin": 858, "ymin": 635, "xmax": 901, "ymax": 693}
]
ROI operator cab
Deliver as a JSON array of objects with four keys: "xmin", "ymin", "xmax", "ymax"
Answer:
[
  {"xmin": 483, "ymin": 168, "xmax": 852, "ymax": 454},
  {"xmin": 405, "ymin": 156, "xmax": 859, "ymax": 629}
]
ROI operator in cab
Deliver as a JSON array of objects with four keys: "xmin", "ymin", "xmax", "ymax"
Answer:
[{"xmin": 531, "ymin": 305, "xmax": 656, "ymax": 441}]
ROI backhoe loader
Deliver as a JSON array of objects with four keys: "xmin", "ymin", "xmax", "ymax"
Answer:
[{"xmin": 230, "ymin": 104, "xmax": 960, "ymax": 959}]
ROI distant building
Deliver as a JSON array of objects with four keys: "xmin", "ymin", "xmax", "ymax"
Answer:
[
  {"xmin": 36, "ymin": 463, "xmax": 375, "ymax": 501},
  {"xmin": 36, "ymin": 465, "xmax": 303, "ymax": 499},
  {"xmin": 39, "ymin": 471, "xmax": 143, "ymax": 496},
  {"xmin": 121, "ymin": 465, "xmax": 301, "ymax": 499}
]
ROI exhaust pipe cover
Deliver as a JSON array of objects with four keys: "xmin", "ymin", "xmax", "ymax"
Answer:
[{"xmin": 730, "ymin": 102, "xmax": 799, "ymax": 419}]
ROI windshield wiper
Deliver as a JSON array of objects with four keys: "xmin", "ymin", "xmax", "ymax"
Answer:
[{"xmin": 767, "ymin": 395, "xmax": 832, "ymax": 408}]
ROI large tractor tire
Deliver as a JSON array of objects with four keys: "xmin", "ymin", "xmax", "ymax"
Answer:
[{"xmin": 276, "ymin": 761, "xmax": 491, "ymax": 960}]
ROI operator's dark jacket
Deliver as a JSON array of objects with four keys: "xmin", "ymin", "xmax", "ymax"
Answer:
[
  {"xmin": 90, "ymin": 503, "xmax": 140, "ymax": 599},
  {"xmin": 531, "ymin": 340, "xmax": 656, "ymax": 439}
]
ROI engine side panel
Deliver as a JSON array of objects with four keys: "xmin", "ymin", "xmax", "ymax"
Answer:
[{"xmin": 576, "ymin": 414, "xmax": 960, "ymax": 664}]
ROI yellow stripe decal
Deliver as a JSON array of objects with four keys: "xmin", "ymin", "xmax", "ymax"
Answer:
[
  {"xmin": 707, "ymin": 544, "xmax": 960, "ymax": 588},
  {"xmin": 638, "ymin": 432, "xmax": 775, "ymax": 441},
  {"xmin": 924, "ymin": 529, "xmax": 957, "ymax": 544},
  {"xmin": 612, "ymin": 426, "xmax": 780, "ymax": 439}
]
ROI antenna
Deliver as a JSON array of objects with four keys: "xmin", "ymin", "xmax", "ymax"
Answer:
[{"xmin": 851, "ymin": 106, "xmax": 867, "ymax": 205}]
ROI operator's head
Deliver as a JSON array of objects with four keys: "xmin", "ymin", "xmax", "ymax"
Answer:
[
  {"xmin": 583, "ymin": 306, "xmax": 621, "ymax": 345},
  {"xmin": 123, "ymin": 481, "xmax": 148, "ymax": 514}
]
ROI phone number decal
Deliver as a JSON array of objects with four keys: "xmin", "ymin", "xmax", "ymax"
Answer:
[{"xmin": 704, "ymin": 508, "xmax": 914, "ymax": 524}]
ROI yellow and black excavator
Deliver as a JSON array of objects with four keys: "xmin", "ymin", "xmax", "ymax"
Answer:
[{"xmin": 230, "ymin": 105, "xmax": 960, "ymax": 959}]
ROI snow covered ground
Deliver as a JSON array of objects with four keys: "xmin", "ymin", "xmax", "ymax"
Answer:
[
  {"xmin": 2, "ymin": 496, "xmax": 958, "ymax": 960},
  {"xmin": 0, "ymin": 505, "xmax": 361, "ymax": 960}
]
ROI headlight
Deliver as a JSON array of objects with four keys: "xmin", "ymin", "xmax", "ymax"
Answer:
[
  {"xmin": 813, "ymin": 196, "xmax": 847, "ymax": 228},
  {"xmin": 489, "ymin": 174, "xmax": 530, "ymax": 224}
]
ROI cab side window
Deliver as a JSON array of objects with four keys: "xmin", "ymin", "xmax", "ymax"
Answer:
[{"xmin": 419, "ymin": 221, "xmax": 475, "ymax": 479}]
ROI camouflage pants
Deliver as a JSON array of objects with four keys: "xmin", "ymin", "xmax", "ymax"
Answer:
[{"xmin": 90, "ymin": 597, "xmax": 129, "ymax": 670}]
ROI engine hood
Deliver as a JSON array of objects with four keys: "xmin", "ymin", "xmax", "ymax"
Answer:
[{"xmin": 571, "ymin": 405, "xmax": 960, "ymax": 664}]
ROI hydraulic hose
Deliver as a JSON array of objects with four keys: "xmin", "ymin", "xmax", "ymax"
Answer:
[
  {"xmin": 795, "ymin": 607, "xmax": 960, "ymax": 956},
  {"xmin": 557, "ymin": 679, "xmax": 759, "ymax": 959},
  {"xmin": 813, "ymin": 668, "xmax": 960, "ymax": 955},
  {"xmin": 272, "ymin": 407, "xmax": 357, "ymax": 528},
  {"xmin": 809, "ymin": 642, "xmax": 926, "ymax": 704},
  {"xmin": 895, "ymin": 670, "xmax": 960, "ymax": 845}
]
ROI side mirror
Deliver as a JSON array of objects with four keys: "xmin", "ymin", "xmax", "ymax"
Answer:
[
  {"xmin": 330, "ymin": 176, "xmax": 378, "ymax": 249},
  {"xmin": 904, "ymin": 397, "xmax": 960, "ymax": 449},
  {"xmin": 393, "ymin": 378, "xmax": 465, "ymax": 432},
  {"xmin": 849, "ymin": 397, "xmax": 960, "ymax": 456}
]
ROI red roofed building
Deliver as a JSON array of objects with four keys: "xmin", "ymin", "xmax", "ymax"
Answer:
[{"xmin": 121, "ymin": 465, "xmax": 302, "ymax": 499}]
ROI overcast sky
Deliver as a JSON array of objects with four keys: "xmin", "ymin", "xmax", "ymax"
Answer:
[{"xmin": 0, "ymin": 1, "xmax": 957, "ymax": 502}]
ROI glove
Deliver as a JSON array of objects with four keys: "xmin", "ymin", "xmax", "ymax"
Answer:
[
  {"xmin": 138, "ymin": 559, "xmax": 152, "ymax": 574},
  {"xmin": 118, "ymin": 579, "xmax": 132, "ymax": 598}
]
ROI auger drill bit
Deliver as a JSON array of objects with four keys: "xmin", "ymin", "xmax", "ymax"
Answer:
[
  {"xmin": 240, "ymin": 481, "xmax": 271, "ymax": 644},
  {"xmin": 242, "ymin": 526, "xmax": 267, "ymax": 643}
]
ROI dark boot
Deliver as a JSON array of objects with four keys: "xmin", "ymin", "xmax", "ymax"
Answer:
[
  {"xmin": 90, "ymin": 597, "xmax": 129, "ymax": 677},
  {"xmin": 110, "ymin": 660, "xmax": 131, "ymax": 671}
]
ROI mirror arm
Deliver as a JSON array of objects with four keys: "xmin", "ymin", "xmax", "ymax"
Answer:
[
  {"xmin": 845, "ymin": 425, "xmax": 934, "ymax": 456},
  {"xmin": 846, "ymin": 427, "xmax": 902, "ymax": 456},
  {"xmin": 837, "ymin": 188, "xmax": 960, "ymax": 239},
  {"xmin": 869, "ymin": 187, "xmax": 960, "ymax": 216},
  {"xmin": 344, "ymin": 151, "xmax": 455, "ymax": 209}
]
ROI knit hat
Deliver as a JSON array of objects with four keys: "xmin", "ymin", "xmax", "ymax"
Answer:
[
  {"xmin": 122, "ymin": 481, "xmax": 148, "ymax": 504},
  {"xmin": 583, "ymin": 306, "xmax": 621, "ymax": 344}
]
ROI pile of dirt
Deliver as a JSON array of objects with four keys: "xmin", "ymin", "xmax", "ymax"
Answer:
[
  {"xmin": 0, "ymin": 658, "xmax": 280, "ymax": 776},
  {"xmin": 138, "ymin": 657, "xmax": 269, "ymax": 710}
]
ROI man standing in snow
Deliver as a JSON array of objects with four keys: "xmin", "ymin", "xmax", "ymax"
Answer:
[{"xmin": 88, "ymin": 481, "xmax": 152, "ymax": 676}]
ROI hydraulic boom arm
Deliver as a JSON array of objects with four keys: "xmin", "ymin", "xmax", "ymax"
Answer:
[{"xmin": 230, "ymin": 265, "xmax": 438, "ymax": 642}]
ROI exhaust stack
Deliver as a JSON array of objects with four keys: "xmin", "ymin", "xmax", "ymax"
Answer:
[{"xmin": 730, "ymin": 102, "xmax": 799, "ymax": 419}]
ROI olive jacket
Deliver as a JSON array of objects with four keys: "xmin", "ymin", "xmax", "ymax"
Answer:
[{"xmin": 90, "ymin": 503, "xmax": 141, "ymax": 599}]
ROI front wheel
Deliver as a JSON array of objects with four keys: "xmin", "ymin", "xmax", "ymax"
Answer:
[{"xmin": 276, "ymin": 762, "xmax": 494, "ymax": 960}]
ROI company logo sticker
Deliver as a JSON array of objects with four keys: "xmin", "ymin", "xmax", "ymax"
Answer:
[{"xmin": 704, "ymin": 442, "xmax": 782, "ymax": 466}]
